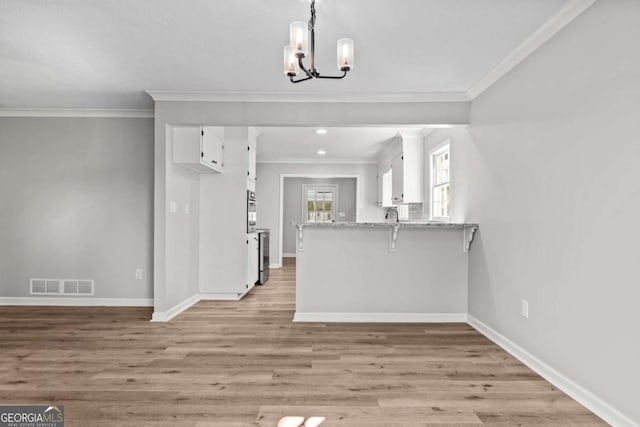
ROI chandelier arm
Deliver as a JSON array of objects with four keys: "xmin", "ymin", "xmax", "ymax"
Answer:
[
  {"xmin": 314, "ymin": 71, "xmax": 348, "ymax": 80},
  {"xmin": 309, "ymin": 0, "xmax": 316, "ymax": 74},
  {"xmin": 290, "ymin": 75, "xmax": 314, "ymax": 84}
]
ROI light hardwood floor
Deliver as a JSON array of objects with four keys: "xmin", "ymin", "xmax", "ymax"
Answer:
[{"xmin": 0, "ymin": 258, "xmax": 606, "ymax": 426}]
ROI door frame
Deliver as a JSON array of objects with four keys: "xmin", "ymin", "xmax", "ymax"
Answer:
[{"xmin": 278, "ymin": 174, "xmax": 360, "ymax": 267}]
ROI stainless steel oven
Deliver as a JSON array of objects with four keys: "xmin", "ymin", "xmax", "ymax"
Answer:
[{"xmin": 247, "ymin": 190, "xmax": 257, "ymax": 233}]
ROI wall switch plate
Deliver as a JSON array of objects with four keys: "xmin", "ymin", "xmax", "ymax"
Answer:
[
  {"xmin": 521, "ymin": 299, "xmax": 529, "ymax": 318},
  {"xmin": 135, "ymin": 269, "xmax": 143, "ymax": 280},
  {"xmin": 184, "ymin": 203, "xmax": 190, "ymax": 214},
  {"xmin": 169, "ymin": 201, "xmax": 178, "ymax": 213},
  {"xmin": 339, "ymin": 212, "xmax": 346, "ymax": 218}
]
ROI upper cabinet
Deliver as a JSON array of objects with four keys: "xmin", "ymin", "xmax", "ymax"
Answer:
[
  {"xmin": 173, "ymin": 126, "xmax": 224, "ymax": 173},
  {"xmin": 378, "ymin": 134, "xmax": 424, "ymax": 205},
  {"xmin": 247, "ymin": 144, "xmax": 257, "ymax": 182}
]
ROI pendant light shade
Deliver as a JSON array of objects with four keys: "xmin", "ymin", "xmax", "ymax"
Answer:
[
  {"xmin": 289, "ymin": 21, "xmax": 308, "ymax": 55},
  {"xmin": 283, "ymin": 45, "xmax": 299, "ymax": 76},
  {"xmin": 337, "ymin": 38, "xmax": 354, "ymax": 71}
]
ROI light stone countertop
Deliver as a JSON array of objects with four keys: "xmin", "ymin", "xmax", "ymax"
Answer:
[{"xmin": 291, "ymin": 221, "xmax": 478, "ymax": 229}]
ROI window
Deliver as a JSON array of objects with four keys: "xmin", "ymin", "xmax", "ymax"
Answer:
[
  {"xmin": 303, "ymin": 186, "xmax": 337, "ymax": 223},
  {"xmin": 431, "ymin": 143, "xmax": 450, "ymax": 220}
]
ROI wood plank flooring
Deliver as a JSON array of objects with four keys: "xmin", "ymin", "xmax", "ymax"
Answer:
[{"xmin": 0, "ymin": 258, "xmax": 607, "ymax": 426}]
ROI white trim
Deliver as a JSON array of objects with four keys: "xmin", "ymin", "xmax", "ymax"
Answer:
[
  {"xmin": 282, "ymin": 253, "xmax": 297, "ymax": 258},
  {"xmin": 294, "ymin": 312, "xmax": 467, "ymax": 323},
  {"xmin": 257, "ymin": 159, "xmax": 378, "ymax": 165},
  {"xmin": 151, "ymin": 294, "xmax": 200, "ymax": 322},
  {"xmin": 467, "ymin": 315, "xmax": 638, "ymax": 427},
  {"xmin": 0, "ymin": 108, "xmax": 154, "ymax": 118},
  {"xmin": 0, "ymin": 297, "xmax": 153, "ymax": 307},
  {"xmin": 429, "ymin": 140, "xmax": 451, "ymax": 221},
  {"xmin": 199, "ymin": 293, "xmax": 242, "ymax": 301},
  {"xmin": 269, "ymin": 263, "xmax": 283, "ymax": 269},
  {"xmin": 466, "ymin": 0, "xmax": 597, "ymax": 99},
  {"xmin": 146, "ymin": 91, "xmax": 469, "ymax": 104},
  {"xmin": 279, "ymin": 174, "xmax": 361, "ymax": 267}
]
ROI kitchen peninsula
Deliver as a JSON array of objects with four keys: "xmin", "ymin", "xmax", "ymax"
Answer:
[{"xmin": 293, "ymin": 222, "xmax": 478, "ymax": 323}]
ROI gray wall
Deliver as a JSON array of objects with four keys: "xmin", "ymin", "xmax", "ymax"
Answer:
[
  {"xmin": 255, "ymin": 162, "xmax": 383, "ymax": 266},
  {"xmin": 0, "ymin": 117, "xmax": 154, "ymax": 300},
  {"xmin": 282, "ymin": 177, "xmax": 357, "ymax": 255},
  {"xmin": 461, "ymin": 0, "xmax": 639, "ymax": 423}
]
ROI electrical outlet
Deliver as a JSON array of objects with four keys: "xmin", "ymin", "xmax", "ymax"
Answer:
[
  {"xmin": 135, "ymin": 269, "xmax": 143, "ymax": 280},
  {"xmin": 521, "ymin": 299, "xmax": 529, "ymax": 318}
]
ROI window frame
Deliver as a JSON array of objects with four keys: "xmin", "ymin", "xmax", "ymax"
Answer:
[
  {"xmin": 430, "ymin": 141, "xmax": 451, "ymax": 221},
  {"xmin": 302, "ymin": 184, "xmax": 339, "ymax": 224}
]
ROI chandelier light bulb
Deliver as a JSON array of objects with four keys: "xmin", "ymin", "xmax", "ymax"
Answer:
[
  {"xmin": 289, "ymin": 21, "xmax": 308, "ymax": 55},
  {"xmin": 283, "ymin": 45, "xmax": 299, "ymax": 76},
  {"xmin": 337, "ymin": 38, "xmax": 354, "ymax": 71}
]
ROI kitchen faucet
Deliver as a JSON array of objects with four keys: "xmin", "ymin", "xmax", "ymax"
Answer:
[{"xmin": 385, "ymin": 207, "xmax": 399, "ymax": 223}]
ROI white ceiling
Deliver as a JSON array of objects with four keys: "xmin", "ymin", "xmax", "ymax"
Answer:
[
  {"xmin": 257, "ymin": 126, "xmax": 430, "ymax": 163},
  {"xmin": 0, "ymin": 0, "xmax": 572, "ymax": 110}
]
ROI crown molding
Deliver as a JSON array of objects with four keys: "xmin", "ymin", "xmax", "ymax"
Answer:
[
  {"xmin": 466, "ymin": 0, "xmax": 597, "ymax": 100},
  {"xmin": 257, "ymin": 159, "xmax": 378, "ymax": 165},
  {"xmin": 146, "ymin": 90, "xmax": 470, "ymax": 104},
  {"xmin": 0, "ymin": 108, "xmax": 154, "ymax": 118}
]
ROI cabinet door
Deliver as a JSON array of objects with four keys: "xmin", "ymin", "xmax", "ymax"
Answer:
[
  {"xmin": 201, "ymin": 127, "xmax": 224, "ymax": 171},
  {"xmin": 248, "ymin": 144, "xmax": 257, "ymax": 182},
  {"xmin": 246, "ymin": 234, "xmax": 259, "ymax": 290},
  {"xmin": 382, "ymin": 169, "xmax": 393, "ymax": 207},
  {"xmin": 391, "ymin": 154, "xmax": 404, "ymax": 204}
]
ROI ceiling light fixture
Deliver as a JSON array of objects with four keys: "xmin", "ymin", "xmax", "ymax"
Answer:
[
  {"xmin": 283, "ymin": 0, "xmax": 354, "ymax": 83},
  {"xmin": 317, "ymin": 150, "xmax": 327, "ymax": 155},
  {"xmin": 316, "ymin": 129, "xmax": 328, "ymax": 135}
]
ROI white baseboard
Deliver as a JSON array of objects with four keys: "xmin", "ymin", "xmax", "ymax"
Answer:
[
  {"xmin": 282, "ymin": 253, "xmax": 297, "ymax": 258},
  {"xmin": 0, "ymin": 297, "xmax": 153, "ymax": 307},
  {"xmin": 467, "ymin": 315, "xmax": 638, "ymax": 427},
  {"xmin": 269, "ymin": 263, "xmax": 282, "ymax": 269},
  {"xmin": 294, "ymin": 312, "xmax": 467, "ymax": 323},
  {"xmin": 199, "ymin": 293, "xmax": 242, "ymax": 301},
  {"xmin": 151, "ymin": 294, "xmax": 200, "ymax": 322}
]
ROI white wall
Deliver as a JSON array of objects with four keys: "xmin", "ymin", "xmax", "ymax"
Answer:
[
  {"xmin": 0, "ymin": 117, "xmax": 154, "ymax": 301},
  {"xmin": 461, "ymin": 0, "xmax": 640, "ymax": 423},
  {"xmin": 282, "ymin": 177, "xmax": 357, "ymax": 255},
  {"xmin": 255, "ymin": 162, "xmax": 383, "ymax": 266}
]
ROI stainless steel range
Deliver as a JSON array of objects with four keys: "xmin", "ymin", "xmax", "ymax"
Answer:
[{"xmin": 257, "ymin": 229, "xmax": 269, "ymax": 285}]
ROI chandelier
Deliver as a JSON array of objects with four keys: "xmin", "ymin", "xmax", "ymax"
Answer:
[{"xmin": 283, "ymin": 0, "xmax": 354, "ymax": 83}]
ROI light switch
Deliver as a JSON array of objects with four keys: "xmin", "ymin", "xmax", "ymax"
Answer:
[
  {"xmin": 185, "ymin": 203, "xmax": 190, "ymax": 215},
  {"xmin": 169, "ymin": 201, "xmax": 178, "ymax": 213},
  {"xmin": 339, "ymin": 212, "xmax": 346, "ymax": 218}
]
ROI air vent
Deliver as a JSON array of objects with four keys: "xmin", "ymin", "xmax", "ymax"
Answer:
[{"xmin": 30, "ymin": 279, "xmax": 94, "ymax": 296}]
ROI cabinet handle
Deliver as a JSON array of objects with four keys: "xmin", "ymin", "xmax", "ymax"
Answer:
[{"xmin": 211, "ymin": 160, "xmax": 218, "ymax": 164}]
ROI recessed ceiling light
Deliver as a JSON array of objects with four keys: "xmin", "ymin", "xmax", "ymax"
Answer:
[
  {"xmin": 317, "ymin": 150, "xmax": 326, "ymax": 155},
  {"xmin": 316, "ymin": 129, "xmax": 328, "ymax": 135}
]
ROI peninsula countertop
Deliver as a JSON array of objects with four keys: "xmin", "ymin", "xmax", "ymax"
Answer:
[{"xmin": 291, "ymin": 221, "xmax": 478, "ymax": 229}]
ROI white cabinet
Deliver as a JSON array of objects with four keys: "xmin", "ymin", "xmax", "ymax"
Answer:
[
  {"xmin": 246, "ymin": 233, "xmax": 259, "ymax": 291},
  {"xmin": 389, "ymin": 136, "xmax": 424, "ymax": 204},
  {"xmin": 391, "ymin": 154, "xmax": 404, "ymax": 204},
  {"xmin": 247, "ymin": 144, "xmax": 257, "ymax": 182},
  {"xmin": 173, "ymin": 126, "xmax": 224, "ymax": 173},
  {"xmin": 382, "ymin": 169, "xmax": 394, "ymax": 207}
]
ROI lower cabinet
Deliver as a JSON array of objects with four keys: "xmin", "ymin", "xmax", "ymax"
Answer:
[{"xmin": 246, "ymin": 233, "xmax": 259, "ymax": 290}]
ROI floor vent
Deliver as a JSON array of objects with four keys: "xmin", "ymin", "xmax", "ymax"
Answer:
[{"xmin": 30, "ymin": 279, "xmax": 95, "ymax": 296}]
